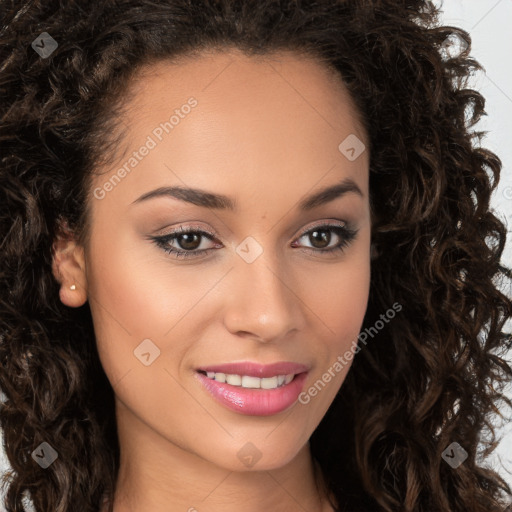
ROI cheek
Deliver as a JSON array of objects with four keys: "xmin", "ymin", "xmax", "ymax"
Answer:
[
  {"xmin": 306, "ymin": 266, "xmax": 370, "ymax": 385},
  {"xmin": 307, "ymin": 240, "xmax": 371, "ymax": 350},
  {"xmin": 331, "ymin": 262, "xmax": 370, "ymax": 344},
  {"xmin": 84, "ymin": 226, "xmax": 184, "ymax": 378},
  {"xmin": 295, "ymin": 251, "xmax": 370, "ymax": 432},
  {"xmin": 86, "ymin": 223, "xmax": 193, "ymax": 333},
  {"xmin": 85, "ymin": 224, "xmax": 233, "ymax": 386}
]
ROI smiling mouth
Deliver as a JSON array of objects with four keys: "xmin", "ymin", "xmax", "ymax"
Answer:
[{"xmin": 197, "ymin": 370, "xmax": 297, "ymax": 389}]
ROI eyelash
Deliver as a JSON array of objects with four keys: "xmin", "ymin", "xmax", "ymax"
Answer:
[{"xmin": 149, "ymin": 222, "xmax": 358, "ymax": 260}]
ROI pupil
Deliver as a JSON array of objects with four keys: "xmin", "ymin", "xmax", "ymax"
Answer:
[
  {"xmin": 311, "ymin": 229, "xmax": 330, "ymax": 248},
  {"xmin": 179, "ymin": 233, "xmax": 200, "ymax": 250}
]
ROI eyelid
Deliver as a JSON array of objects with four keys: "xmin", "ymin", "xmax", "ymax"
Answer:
[
  {"xmin": 154, "ymin": 219, "xmax": 348, "ymax": 238},
  {"xmin": 295, "ymin": 219, "xmax": 347, "ymax": 237},
  {"xmin": 155, "ymin": 223, "xmax": 217, "ymax": 239}
]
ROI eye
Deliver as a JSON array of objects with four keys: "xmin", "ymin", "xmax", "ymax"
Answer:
[
  {"xmin": 149, "ymin": 225, "xmax": 220, "ymax": 260},
  {"xmin": 292, "ymin": 221, "xmax": 358, "ymax": 256},
  {"xmin": 149, "ymin": 221, "xmax": 358, "ymax": 260}
]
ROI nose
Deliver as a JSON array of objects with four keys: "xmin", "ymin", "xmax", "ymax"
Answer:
[{"xmin": 222, "ymin": 246, "xmax": 306, "ymax": 343}]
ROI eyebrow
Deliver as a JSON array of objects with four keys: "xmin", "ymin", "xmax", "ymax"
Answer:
[{"xmin": 131, "ymin": 177, "xmax": 363, "ymax": 211}]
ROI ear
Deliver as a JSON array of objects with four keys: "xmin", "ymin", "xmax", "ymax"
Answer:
[{"xmin": 51, "ymin": 219, "xmax": 88, "ymax": 307}]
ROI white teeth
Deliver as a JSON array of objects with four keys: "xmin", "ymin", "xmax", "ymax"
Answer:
[
  {"xmin": 226, "ymin": 374, "xmax": 241, "ymax": 386},
  {"xmin": 215, "ymin": 372, "xmax": 226, "ymax": 382},
  {"xmin": 203, "ymin": 372, "xmax": 295, "ymax": 389},
  {"xmin": 261, "ymin": 376, "xmax": 278, "ymax": 389},
  {"xmin": 207, "ymin": 371, "xmax": 227, "ymax": 382},
  {"xmin": 241, "ymin": 376, "xmax": 261, "ymax": 388}
]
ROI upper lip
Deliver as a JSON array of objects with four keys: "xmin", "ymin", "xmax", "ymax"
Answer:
[{"xmin": 196, "ymin": 361, "xmax": 309, "ymax": 378}]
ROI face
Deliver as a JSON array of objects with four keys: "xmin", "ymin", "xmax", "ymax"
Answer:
[{"xmin": 55, "ymin": 49, "xmax": 371, "ymax": 473}]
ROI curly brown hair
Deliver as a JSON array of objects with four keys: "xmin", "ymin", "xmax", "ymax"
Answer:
[{"xmin": 1, "ymin": 0, "xmax": 511, "ymax": 511}]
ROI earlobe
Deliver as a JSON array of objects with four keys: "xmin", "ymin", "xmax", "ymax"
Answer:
[
  {"xmin": 58, "ymin": 276, "xmax": 87, "ymax": 308},
  {"xmin": 51, "ymin": 225, "xmax": 88, "ymax": 308}
]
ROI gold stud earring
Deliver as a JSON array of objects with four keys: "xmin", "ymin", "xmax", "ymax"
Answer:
[{"xmin": 70, "ymin": 284, "xmax": 76, "ymax": 291}]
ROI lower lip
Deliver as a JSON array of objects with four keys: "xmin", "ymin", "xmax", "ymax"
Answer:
[{"xmin": 195, "ymin": 371, "xmax": 308, "ymax": 416}]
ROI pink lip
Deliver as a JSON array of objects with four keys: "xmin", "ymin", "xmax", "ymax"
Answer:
[
  {"xmin": 195, "ymin": 361, "xmax": 309, "ymax": 378},
  {"xmin": 195, "ymin": 371, "xmax": 308, "ymax": 416}
]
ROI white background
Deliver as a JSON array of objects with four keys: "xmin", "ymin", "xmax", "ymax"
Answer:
[{"xmin": 1, "ymin": 0, "xmax": 511, "ymax": 507}]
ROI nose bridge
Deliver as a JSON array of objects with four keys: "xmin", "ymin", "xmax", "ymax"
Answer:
[{"xmin": 223, "ymin": 238, "xmax": 304, "ymax": 341}]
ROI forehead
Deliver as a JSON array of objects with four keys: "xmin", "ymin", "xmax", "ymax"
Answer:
[
  {"xmin": 122, "ymin": 48, "xmax": 366, "ymax": 141},
  {"xmin": 88, "ymin": 48, "xmax": 369, "ymax": 217}
]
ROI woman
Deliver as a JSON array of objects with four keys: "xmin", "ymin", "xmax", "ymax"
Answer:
[{"xmin": 1, "ymin": 1, "xmax": 511, "ymax": 511}]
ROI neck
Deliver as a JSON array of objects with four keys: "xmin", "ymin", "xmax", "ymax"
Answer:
[{"xmin": 107, "ymin": 400, "xmax": 335, "ymax": 512}]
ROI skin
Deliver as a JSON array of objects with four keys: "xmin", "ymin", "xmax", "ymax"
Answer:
[{"xmin": 52, "ymin": 49, "xmax": 371, "ymax": 512}]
